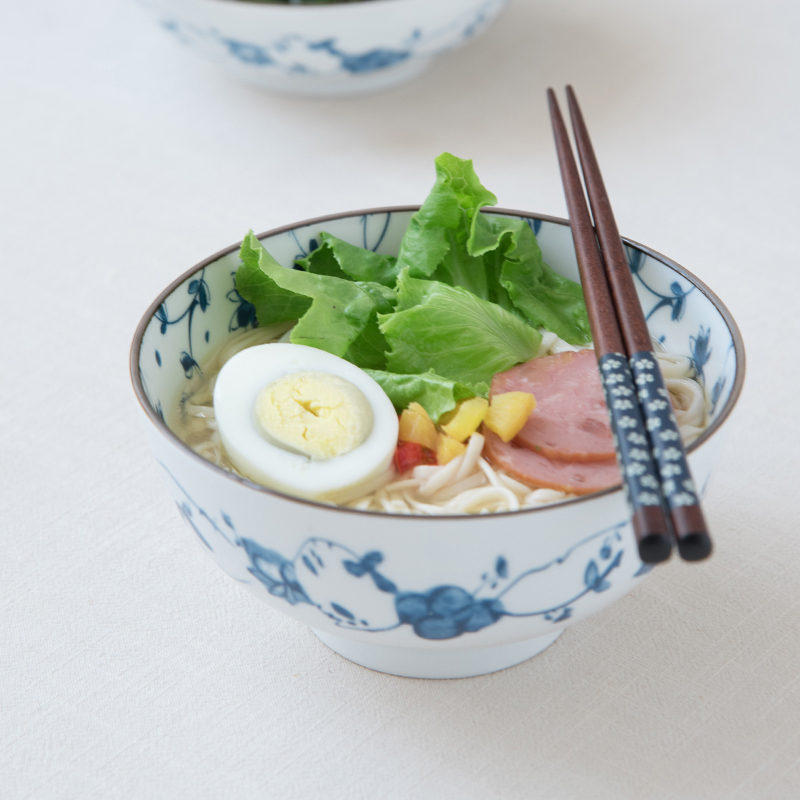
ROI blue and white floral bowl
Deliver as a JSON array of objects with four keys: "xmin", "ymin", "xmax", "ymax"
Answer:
[
  {"xmin": 130, "ymin": 207, "xmax": 745, "ymax": 679},
  {"xmin": 139, "ymin": 0, "xmax": 510, "ymax": 95}
]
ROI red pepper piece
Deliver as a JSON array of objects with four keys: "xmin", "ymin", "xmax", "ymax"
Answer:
[{"xmin": 394, "ymin": 441, "xmax": 437, "ymax": 474}]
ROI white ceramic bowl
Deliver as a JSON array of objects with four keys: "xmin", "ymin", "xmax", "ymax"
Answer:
[
  {"xmin": 138, "ymin": 0, "xmax": 510, "ymax": 95},
  {"xmin": 130, "ymin": 207, "xmax": 744, "ymax": 679}
]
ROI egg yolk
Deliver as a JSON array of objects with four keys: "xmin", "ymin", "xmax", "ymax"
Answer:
[{"xmin": 255, "ymin": 371, "xmax": 373, "ymax": 460}]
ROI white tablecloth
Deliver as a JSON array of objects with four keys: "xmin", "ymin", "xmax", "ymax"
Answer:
[{"xmin": 3, "ymin": 1, "xmax": 799, "ymax": 797}]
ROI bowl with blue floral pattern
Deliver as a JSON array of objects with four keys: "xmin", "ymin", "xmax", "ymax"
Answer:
[
  {"xmin": 131, "ymin": 206, "xmax": 744, "ymax": 679},
  {"xmin": 138, "ymin": 0, "xmax": 510, "ymax": 95}
]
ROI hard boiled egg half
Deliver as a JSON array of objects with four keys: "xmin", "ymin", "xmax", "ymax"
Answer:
[{"xmin": 213, "ymin": 343, "xmax": 398, "ymax": 503}]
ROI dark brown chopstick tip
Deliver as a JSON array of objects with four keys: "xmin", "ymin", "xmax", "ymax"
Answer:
[
  {"xmin": 638, "ymin": 533, "xmax": 673, "ymax": 564},
  {"xmin": 677, "ymin": 533, "xmax": 713, "ymax": 562},
  {"xmin": 630, "ymin": 507, "xmax": 672, "ymax": 563}
]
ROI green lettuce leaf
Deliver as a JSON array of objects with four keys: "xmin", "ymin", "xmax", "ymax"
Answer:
[
  {"xmin": 297, "ymin": 232, "xmax": 400, "ymax": 287},
  {"xmin": 494, "ymin": 219, "xmax": 591, "ymax": 344},
  {"xmin": 396, "ymin": 153, "xmax": 498, "ymax": 280},
  {"xmin": 363, "ymin": 370, "xmax": 487, "ymax": 423},
  {"xmin": 343, "ymin": 282, "xmax": 396, "ymax": 370},
  {"xmin": 379, "ymin": 272, "xmax": 542, "ymax": 386},
  {"xmin": 393, "ymin": 156, "xmax": 588, "ymax": 344},
  {"xmin": 235, "ymin": 252, "xmax": 312, "ymax": 326},
  {"xmin": 237, "ymin": 231, "xmax": 394, "ymax": 362},
  {"xmin": 428, "ymin": 230, "xmax": 490, "ymax": 301}
]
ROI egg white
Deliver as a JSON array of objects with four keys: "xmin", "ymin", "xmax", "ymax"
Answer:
[{"xmin": 213, "ymin": 343, "xmax": 398, "ymax": 503}]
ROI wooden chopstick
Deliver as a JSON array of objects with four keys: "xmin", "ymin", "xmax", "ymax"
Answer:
[
  {"xmin": 564, "ymin": 86, "xmax": 712, "ymax": 561},
  {"xmin": 547, "ymin": 88, "xmax": 672, "ymax": 564}
]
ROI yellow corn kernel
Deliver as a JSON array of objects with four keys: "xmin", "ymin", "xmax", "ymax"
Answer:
[
  {"xmin": 398, "ymin": 406, "xmax": 438, "ymax": 451},
  {"xmin": 436, "ymin": 432, "xmax": 467, "ymax": 465},
  {"xmin": 439, "ymin": 397, "xmax": 490, "ymax": 443},
  {"xmin": 484, "ymin": 391, "xmax": 536, "ymax": 442}
]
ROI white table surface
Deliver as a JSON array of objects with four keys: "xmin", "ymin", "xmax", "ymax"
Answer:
[{"xmin": 3, "ymin": 1, "xmax": 799, "ymax": 798}]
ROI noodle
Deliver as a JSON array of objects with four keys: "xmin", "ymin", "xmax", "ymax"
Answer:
[{"xmin": 169, "ymin": 326, "xmax": 709, "ymax": 515}]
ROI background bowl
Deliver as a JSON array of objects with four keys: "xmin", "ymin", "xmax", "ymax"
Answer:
[
  {"xmin": 130, "ymin": 207, "xmax": 744, "ymax": 679},
  {"xmin": 138, "ymin": 0, "xmax": 510, "ymax": 95}
]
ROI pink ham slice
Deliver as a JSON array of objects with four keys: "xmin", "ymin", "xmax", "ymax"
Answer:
[
  {"xmin": 483, "ymin": 428, "xmax": 621, "ymax": 495},
  {"xmin": 491, "ymin": 350, "xmax": 615, "ymax": 462}
]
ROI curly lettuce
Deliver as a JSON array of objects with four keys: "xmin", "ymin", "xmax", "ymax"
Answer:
[
  {"xmin": 379, "ymin": 272, "xmax": 542, "ymax": 387},
  {"xmin": 234, "ymin": 153, "xmax": 590, "ymax": 397}
]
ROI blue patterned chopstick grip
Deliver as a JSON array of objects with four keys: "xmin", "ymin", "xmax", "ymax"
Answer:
[
  {"xmin": 628, "ymin": 351, "xmax": 699, "ymax": 510},
  {"xmin": 597, "ymin": 353, "xmax": 666, "ymax": 515}
]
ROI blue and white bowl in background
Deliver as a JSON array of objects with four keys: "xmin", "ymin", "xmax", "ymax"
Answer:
[
  {"xmin": 138, "ymin": 0, "xmax": 510, "ymax": 95},
  {"xmin": 130, "ymin": 207, "xmax": 745, "ymax": 679}
]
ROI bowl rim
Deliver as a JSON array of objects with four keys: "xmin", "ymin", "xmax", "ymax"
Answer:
[{"xmin": 130, "ymin": 205, "xmax": 746, "ymax": 520}]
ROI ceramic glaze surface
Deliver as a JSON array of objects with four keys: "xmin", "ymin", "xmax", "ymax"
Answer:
[
  {"xmin": 138, "ymin": 0, "xmax": 510, "ymax": 94},
  {"xmin": 132, "ymin": 208, "xmax": 744, "ymax": 678}
]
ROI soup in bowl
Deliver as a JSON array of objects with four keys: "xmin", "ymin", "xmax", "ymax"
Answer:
[{"xmin": 130, "ymin": 206, "xmax": 743, "ymax": 678}]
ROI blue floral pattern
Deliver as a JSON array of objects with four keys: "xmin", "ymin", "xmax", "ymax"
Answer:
[
  {"xmin": 709, "ymin": 342, "xmax": 734, "ymax": 416},
  {"xmin": 623, "ymin": 241, "xmax": 739, "ymax": 427},
  {"xmin": 626, "ymin": 245, "xmax": 694, "ymax": 322},
  {"xmin": 689, "ymin": 325, "xmax": 712, "ymax": 383},
  {"xmin": 154, "ymin": 3, "xmax": 502, "ymax": 78},
  {"xmin": 154, "ymin": 267, "xmax": 210, "ymax": 378},
  {"xmin": 160, "ymin": 464, "xmax": 628, "ymax": 641},
  {"xmin": 226, "ymin": 273, "xmax": 257, "ymax": 333}
]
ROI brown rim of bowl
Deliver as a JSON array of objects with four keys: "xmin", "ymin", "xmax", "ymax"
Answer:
[{"xmin": 130, "ymin": 205, "xmax": 746, "ymax": 520}]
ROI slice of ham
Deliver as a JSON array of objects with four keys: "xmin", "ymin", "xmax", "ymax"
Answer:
[
  {"xmin": 491, "ymin": 350, "xmax": 615, "ymax": 462},
  {"xmin": 483, "ymin": 428, "xmax": 621, "ymax": 495}
]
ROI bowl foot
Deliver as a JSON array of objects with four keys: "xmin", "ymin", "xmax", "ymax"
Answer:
[{"xmin": 311, "ymin": 629, "xmax": 563, "ymax": 679}]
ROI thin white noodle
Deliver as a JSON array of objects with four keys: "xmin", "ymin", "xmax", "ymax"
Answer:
[
  {"xmin": 190, "ymin": 390, "xmax": 213, "ymax": 407},
  {"xmin": 536, "ymin": 331, "xmax": 558, "ymax": 357},
  {"xmin": 524, "ymin": 488, "xmax": 569, "ymax": 506},
  {"xmin": 428, "ymin": 472, "xmax": 486, "ymax": 502},
  {"xmin": 477, "ymin": 456, "xmax": 502, "ymax": 487},
  {"xmin": 455, "ymin": 433, "xmax": 484, "ymax": 482},
  {"xmin": 419, "ymin": 454, "xmax": 464, "ymax": 497},
  {"xmin": 346, "ymin": 497, "xmax": 375, "ymax": 511},
  {"xmin": 655, "ymin": 352, "xmax": 694, "ymax": 380},
  {"xmin": 412, "ymin": 465, "xmax": 439, "ymax": 480},
  {"xmin": 498, "ymin": 471, "xmax": 534, "ymax": 497},
  {"xmin": 383, "ymin": 478, "xmax": 421, "ymax": 493},
  {"xmin": 679, "ymin": 424, "xmax": 705, "ymax": 445},
  {"xmin": 185, "ymin": 403, "xmax": 215, "ymax": 418},
  {"xmin": 666, "ymin": 378, "xmax": 706, "ymax": 429},
  {"xmin": 446, "ymin": 486, "xmax": 520, "ymax": 513},
  {"xmin": 546, "ymin": 334, "xmax": 585, "ymax": 354},
  {"xmin": 402, "ymin": 491, "xmax": 452, "ymax": 515}
]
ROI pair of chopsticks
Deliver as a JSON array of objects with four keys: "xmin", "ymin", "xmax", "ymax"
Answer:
[{"xmin": 548, "ymin": 86, "xmax": 712, "ymax": 564}]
